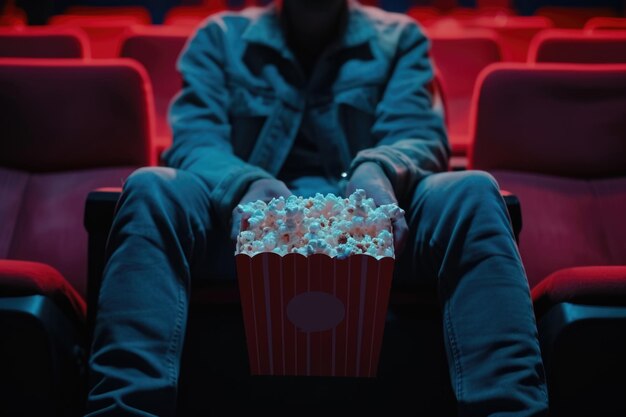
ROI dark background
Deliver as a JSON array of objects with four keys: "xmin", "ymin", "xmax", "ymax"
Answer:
[{"xmin": 3, "ymin": 0, "xmax": 625, "ymax": 25}]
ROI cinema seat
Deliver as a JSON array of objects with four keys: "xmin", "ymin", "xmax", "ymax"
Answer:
[
  {"xmin": 469, "ymin": 63, "xmax": 626, "ymax": 417},
  {"xmin": 430, "ymin": 30, "xmax": 503, "ymax": 158},
  {"xmin": 0, "ymin": 58, "xmax": 154, "ymax": 416},
  {"xmin": 406, "ymin": 7, "xmax": 440, "ymax": 27},
  {"xmin": 463, "ymin": 16, "xmax": 553, "ymax": 61},
  {"xmin": 64, "ymin": 6, "xmax": 151, "ymax": 24},
  {"xmin": 535, "ymin": 6, "xmax": 618, "ymax": 29},
  {"xmin": 120, "ymin": 26, "xmax": 191, "ymax": 157},
  {"xmin": 0, "ymin": 7, "xmax": 26, "ymax": 26},
  {"xmin": 529, "ymin": 30, "xmax": 626, "ymax": 64},
  {"xmin": 476, "ymin": 0, "xmax": 512, "ymax": 8},
  {"xmin": 49, "ymin": 14, "xmax": 149, "ymax": 58},
  {"xmin": 584, "ymin": 17, "xmax": 626, "ymax": 32},
  {"xmin": 0, "ymin": 27, "xmax": 89, "ymax": 58},
  {"xmin": 449, "ymin": 5, "xmax": 515, "ymax": 19}
]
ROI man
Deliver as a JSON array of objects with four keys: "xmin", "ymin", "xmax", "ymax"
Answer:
[{"xmin": 86, "ymin": 1, "xmax": 549, "ymax": 416}]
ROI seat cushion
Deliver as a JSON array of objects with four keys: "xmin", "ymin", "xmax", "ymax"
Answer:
[
  {"xmin": 0, "ymin": 259, "xmax": 86, "ymax": 319},
  {"xmin": 532, "ymin": 266, "xmax": 626, "ymax": 319},
  {"xmin": 492, "ymin": 171, "xmax": 626, "ymax": 288},
  {"xmin": 0, "ymin": 166, "xmax": 136, "ymax": 298},
  {"xmin": 0, "ymin": 168, "xmax": 28, "ymax": 258}
]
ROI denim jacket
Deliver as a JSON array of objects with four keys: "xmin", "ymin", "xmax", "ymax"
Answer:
[{"xmin": 163, "ymin": 1, "xmax": 449, "ymax": 230}]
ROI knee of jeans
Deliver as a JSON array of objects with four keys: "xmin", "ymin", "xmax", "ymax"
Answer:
[
  {"xmin": 452, "ymin": 170, "xmax": 500, "ymax": 200},
  {"xmin": 122, "ymin": 167, "xmax": 189, "ymax": 206},
  {"xmin": 413, "ymin": 171, "xmax": 503, "ymax": 228},
  {"xmin": 121, "ymin": 167, "xmax": 213, "ymax": 228}
]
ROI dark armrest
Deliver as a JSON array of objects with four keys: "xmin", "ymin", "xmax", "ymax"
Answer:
[
  {"xmin": 0, "ymin": 295, "xmax": 86, "ymax": 416},
  {"xmin": 537, "ymin": 302, "xmax": 626, "ymax": 416},
  {"xmin": 84, "ymin": 187, "xmax": 122, "ymax": 334},
  {"xmin": 501, "ymin": 190, "xmax": 522, "ymax": 243}
]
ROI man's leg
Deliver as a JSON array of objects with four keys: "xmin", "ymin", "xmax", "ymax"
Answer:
[
  {"xmin": 401, "ymin": 170, "xmax": 548, "ymax": 417},
  {"xmin": 85, "ymin": 167, "xmax": 224, "ymax": 417}
]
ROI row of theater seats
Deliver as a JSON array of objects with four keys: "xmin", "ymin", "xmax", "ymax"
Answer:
[
  {"xmin": 2, "ymin": 17, "xmax": 626, "ymax": 161},
  {"xmin": 0, "ymin": 62, "xmax": 625, "ymax": 416}
]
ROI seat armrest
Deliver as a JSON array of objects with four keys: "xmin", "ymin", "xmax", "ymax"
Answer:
[
  {"xmin": 537, "ymin": 302, "xmax": 626, "ymax": 416},
  {"xmin": 501, "ymin": 190, "xmax": 522, "ymax": 242},
  {"xmin": 84, "ymin": 187, "xmax": 122, "ymax": 335}
]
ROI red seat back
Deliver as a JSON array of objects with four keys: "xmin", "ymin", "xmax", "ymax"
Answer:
[
  {"xmin": 585, "ymin": 17, "xmax": 626, "ymax": 32},
  {"xmin": 469, "ymin": 64, "xmax": 626, "ymax": 285},
  {"xmin": 477, "ymin": 0, "xmax": 512, "ymax": 7},
  {"xmin": 0, "ymin": 59, "xmax": 155, "ymax": 296},
  {"xmin": 536, "ymin": 6, "xmax": 618, "ymax": 29},
  {"xmin": 470, "ymin": 63, "xmax": 626, "ymax": 177},
  {"xmin": 529, "ymin": 30, "xmax": 626, "ymax": 64},
  {"xmin": 63, "ymin": 6, "xmax": 151, "ymax": 24},
  {"xmin": 406, "ymin": 7, "xmax": 440, "ymax": 28},
  {"xmin": 0, "ymin": 5, "xmax": 26, "ymax": 26},
  {"xmin": 430, "ymin": 31, "xmax": 502, "ymax": 154},
  {"xmin": 0, "ymin": 27, "xmax": 89, "ymax": 58},
  {"xmin": 49, "ymin": 14, "xmax": 147, "ymax": 58},
  {"xmin": 463, "ymin": 16, "xmax": 553, "ymax": 61},
  {"xmin": 120, "ymin": 26, "xmax": 191, "ymax": 149}
]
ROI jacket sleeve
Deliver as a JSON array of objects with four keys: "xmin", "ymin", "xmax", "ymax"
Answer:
[
  {"xmin": 348, "ymin": 21, "xmax": 450, "ymax": 202},
  {"xmin": 162, "ymin": 20, "xmax": 273, "ymax": 230}
]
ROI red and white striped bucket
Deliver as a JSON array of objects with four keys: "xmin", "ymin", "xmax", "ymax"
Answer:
[{"xmin": 235, "ymin": 252, "xmax": 394, "ymax": 377}]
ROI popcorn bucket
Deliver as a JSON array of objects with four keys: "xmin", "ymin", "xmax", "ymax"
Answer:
[{"xmin": 235, "ymin": 252, "xmax": 394, "ymax": 378}]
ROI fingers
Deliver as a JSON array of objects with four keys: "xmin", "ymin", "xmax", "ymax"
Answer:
[
  {"xmin": 233, "ymin": 179, "xmax": 293, "ymax": 243},
  {"xmin": 348, "ymin": 163, "xmax": 407, "ymax": 256},
  {"xmin": 247, "ymin": 179, "xmax": 293, "ymax": 202},
  {"xmin": 392, "ymin": 215, "xmax": 409, "ymax": 257},
  {"xmin": 230, "ymin": 210, "xmax": 241, "ymax": 242}
]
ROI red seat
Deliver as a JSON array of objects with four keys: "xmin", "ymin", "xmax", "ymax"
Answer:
[
  {"xmin": 462, "ymin": 16, "xmax": 553, "ymax": 61},
  {"xmin": 406, "ymin": 7, "xmax": 440, "ymax": 28},
  {"xmin": 536, "ymin": 6, "xmax": 618, "ymax": 29},
  {"xmin": 476, "ymin": 0, "xmax": 512, "ymax": 8},
  {"xmin": 532, "ymin": 266, "xmax": 626, "ymax": 319},
  {"xmin": 584, "ymin": 17, "xmax": 626, "ymax": 32},
  {"xmin": 0, "ymin": 58, "xmax": 155, "ymax": 298},
  {"xmin": 163, "ymin": 5, "xmax": 227, "ymax": 27},
  {"xmin": 0, "ymin": 27, "xmax": 89, "ymax": 58},
  {"xmin": 429, "ymin": 30, "xmax": 503, "ymax": 156},
  {"xmin": 529, "ymin": 30, "xmax": 626, "ymax": 64},
  {"xmin": 0, "ymin": 260, "xmax": 85, "ymax": 318},
  {"xmin": 120, "ymin": 26, "xmax": 191, "ymax": 157},
  {"xmin": 0, "ymin": 4, "xmax": 26, "ymax": 26},
  {"xmin": 469, "ymin": 63, "xmax": 626, "ymax": 416},
  {"xmin": 449, "ymin": 5, "xmax": 515, "ymax": 19},
  {"xmin": 0, "ymin": 57, "xmax": 154, "ymax": 415},
  {"xmin": 48, "ymin": 14, "xmax": 149, "ymax": 58}
]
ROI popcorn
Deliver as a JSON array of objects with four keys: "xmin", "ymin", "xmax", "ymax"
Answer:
[{"xmin": 235, "ymin": 189, "xmax": 405, "ymax": 259}]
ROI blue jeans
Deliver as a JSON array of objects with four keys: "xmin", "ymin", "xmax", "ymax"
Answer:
[{"xmin": 85, "ymin": 168, "xmax": 548, "ymax": 416}]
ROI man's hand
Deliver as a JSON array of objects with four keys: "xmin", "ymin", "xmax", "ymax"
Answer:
[
  {"xmin": 230, "ymin": 178, "xmax": 293, "ymax": 241},
  {"xmin": 346, "ymin": 162, "xmax": 409, "ymax": 256}
]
